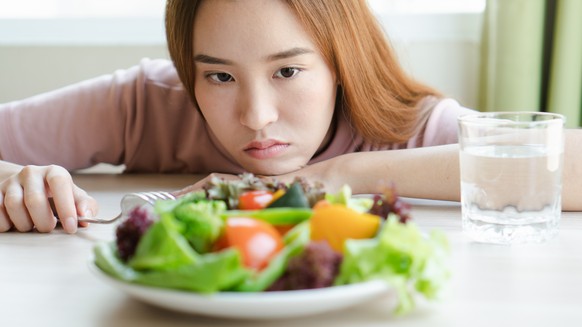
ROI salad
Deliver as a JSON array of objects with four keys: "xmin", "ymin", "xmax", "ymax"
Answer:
[{"xmin": 93, "ymin": 174, "xmax": 450, "ymax": 315}]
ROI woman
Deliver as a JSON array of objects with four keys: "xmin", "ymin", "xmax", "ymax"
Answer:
[{"xmin": 0, "ymin": 0, "xmax": 578, "ymax": 233}]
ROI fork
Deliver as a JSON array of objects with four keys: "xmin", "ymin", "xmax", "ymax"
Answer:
[{"xmin": 77, "ymin": 191, "xmax": 176, "ymax": 224}]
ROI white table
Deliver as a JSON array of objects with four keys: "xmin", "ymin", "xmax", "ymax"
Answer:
[{"xmin": 1, "ymin": 174, "xmax": 582, "ymax": 327}]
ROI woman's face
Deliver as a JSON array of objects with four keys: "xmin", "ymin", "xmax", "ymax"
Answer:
[{"xmin": 193, "ymin": 0, "xmax": 337, "ymax": 175}]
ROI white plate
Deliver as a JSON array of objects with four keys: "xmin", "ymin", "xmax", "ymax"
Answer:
[
  {"xmin": 353, "ymin": 195, "xmax": 460, "ymax": 207},
  {"xmin": 401, "ymin": 197, "xmax": 460, "ymax": 207},
  {"xmin": 89, "ymin": 262, "xmax": 392, "ymax": 320}
]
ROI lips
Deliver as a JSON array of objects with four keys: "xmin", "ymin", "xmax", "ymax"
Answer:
[{"xmin": 244, "ymin": 140, "xmax": 289, "ymax": 159}]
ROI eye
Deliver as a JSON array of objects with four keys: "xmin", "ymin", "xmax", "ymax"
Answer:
[
  {"xmin": 274, "ymin": 67, "xmax": 300, "ymax": 79},
  {"xmin": 208, "ymin": 72, "xmax": 234, "ymax": 83}
]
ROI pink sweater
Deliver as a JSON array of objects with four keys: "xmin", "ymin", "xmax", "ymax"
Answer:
[{"xmin": 0, "ymin": 58, "xmax": 475, "ymax": 174}]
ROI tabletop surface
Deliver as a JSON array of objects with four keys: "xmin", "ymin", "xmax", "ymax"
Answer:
[{"xmin": 2, "ymin": 173, "xmax": 582, "ymax": 327}]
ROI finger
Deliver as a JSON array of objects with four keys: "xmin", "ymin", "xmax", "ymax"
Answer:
[
  {"xmin": 172, "ymin": 181, "xmax": 207, "ymax": 198},
  {"xmin": 0, "ymin": 192, "xmax": 14, "ymax": 232},
  {"xmin": 22, "ymin": 171, "xmax": 57, "ymax": 233},
  {"xmin": 172, "ymin": 173, "xmax": 238, "ymax": 198},
  {"xmin": 174, "ymin": 179, "xmax": 209, "ymax": 197},
  {"xmin": 4, "ymin": 184, "xmax": 34, "ymax": 232},
  {"xmin": 73, "ymin": 186, "xmax": 98, "ymax": 228},
  {"xmin": 45, "ymin": 167, "xmax": 77, "ymax": 234}
]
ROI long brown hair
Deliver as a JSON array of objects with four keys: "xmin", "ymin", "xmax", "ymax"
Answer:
[{"xmin": 165, "ymin": 0, "xmax": 439, "ymax": 144}]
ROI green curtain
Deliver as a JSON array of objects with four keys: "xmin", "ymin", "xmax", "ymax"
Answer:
[{"xmin": 479, "ymin": 0, "xmax": 582, "ymax": 128}]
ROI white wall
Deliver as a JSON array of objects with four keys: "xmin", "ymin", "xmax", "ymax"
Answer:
[
  {"xmin": 0, "ymin": 45, "xmax": 169, "ymax": 102},
  {"xmin": 0, "ymin": 13, "xmax": 482, "ymax": 109},
  {"xmin": 380, "ymin": 13, "xmax": 482, "ymax": 109}
]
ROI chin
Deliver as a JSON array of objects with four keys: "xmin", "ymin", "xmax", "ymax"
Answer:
[{"xmin": 241, "ymin": 161, "xmax": 300, "ymax": 177}]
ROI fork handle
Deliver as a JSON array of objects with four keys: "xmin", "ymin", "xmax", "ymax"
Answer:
[
  {"xmin": 51, "ymin": 198, "xmax": 121, "ymax": 225},
  {"xmin": 77, "ymin": 213, "xmax": 122, "ymax": 224}
]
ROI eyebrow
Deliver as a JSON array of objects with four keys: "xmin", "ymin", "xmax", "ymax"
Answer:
[
  {"xmin": 266, "ymin": 47, "xmax": 314, "ymax": 61},
  {"xmin": 194, "ymin": 47, "xmax": 314, "ymax": 65},
  {"xmin": 194, "ymin": 54, "xmax": 233, "ymax": 65}
]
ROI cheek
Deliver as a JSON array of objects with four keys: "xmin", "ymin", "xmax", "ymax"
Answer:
[
  {"xmin": 195, "ymin": 83, "xmax": 233, "ymax": 123},
  {"xmin": 289, "ymin": 78, "xmax": 336, "ymax": 122},
  {"xmin": 194, "ymin": 82, "xmax": 213, "ymax": 112}
]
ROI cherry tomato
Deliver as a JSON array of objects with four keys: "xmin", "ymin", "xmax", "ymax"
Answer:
[
  {"xmin": 238, "ymin": 190, "xmax": 274, "ymax": 210},
  {"xmin": 220, "ymin": 217, "xmax": 284, "ymax": 270}
]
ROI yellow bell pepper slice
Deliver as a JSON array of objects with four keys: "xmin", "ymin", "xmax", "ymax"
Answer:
[{"xmin": 309, "ymin": 204, "xmax": 381, "ymax": 253}]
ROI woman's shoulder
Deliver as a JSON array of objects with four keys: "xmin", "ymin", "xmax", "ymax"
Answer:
[
  {"xmin": 135, "ymin": 58, "xmax": 183, "ymax": 88},
  {"xmin": 418, "ymin": 95, "xmax": 476, "ymax": 116},
  {"xmin": 417, "ymin": 96, "xmax": 477, "ymax": 146},
  {"xmin": 319, "ymin": 95, "xmax": 477, "ymax": 155}
]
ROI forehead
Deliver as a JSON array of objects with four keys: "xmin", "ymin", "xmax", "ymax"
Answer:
[{"xmin": 193, "ymin": 0, "xmax": 317, "ymax": 59}]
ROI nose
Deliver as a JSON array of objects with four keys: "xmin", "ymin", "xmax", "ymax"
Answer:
[{"xmin": 238, "ymin": 81, "xmax": 278, "ymax": 131}]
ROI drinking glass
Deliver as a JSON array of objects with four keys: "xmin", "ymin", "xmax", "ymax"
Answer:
[{"xmin": 458, "ymin": 112, "xmax": 565, "ymax": 244}]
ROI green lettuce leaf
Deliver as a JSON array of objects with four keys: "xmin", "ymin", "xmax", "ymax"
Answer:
[
  {"xmin": 94, "ymin": 242, "xmax": 138, "ymax": 281},
  {"xmin": 335, "ymin": 214, "xmax": 450, "ymax": 315},
  {"xmin": 221, "ymin": 207, "xmax": 312, "ymax": 225},
  {"xmin": 128, "ymin": 213, "xmax": 198, "ymax": 270},
  {"xmin": 135, "ymin": 248, "xmax": 251, "ymax": 292},
  {"xmin": 325, "ymin": 184, "xmax": 373, "ymax": 213},
  {"xmin": 94, "ymin": 241, "xmax": 250, "ymax": 292},
  {"xmin": 172, "ymin": 200, "xmax": 226, "ymax": 253}
]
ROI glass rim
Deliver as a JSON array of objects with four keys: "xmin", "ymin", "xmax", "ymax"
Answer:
[{"xmin": 458, "ymin": 111, "xmax": 565, "ymax": 127}]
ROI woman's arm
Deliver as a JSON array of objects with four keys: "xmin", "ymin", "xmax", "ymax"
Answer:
[
  {"xmin": 287, "ymin": 129, "xmax": 582, "ymax": 211},
  {"xmin": 562, "ymin": 129, "xmax": 582, "ymax": 211},
  {"xmin": 294, "ymin": 144, "xmax": 461, "ymax": 201},
  {"xmin": 0, "ymin": 66, "xmax": 129, "ymax": 233}
]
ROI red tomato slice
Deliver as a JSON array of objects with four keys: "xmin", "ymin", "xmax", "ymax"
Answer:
[
  {"xmin": 222, "ymin": 217, "xmax": 284, "ymax": 270},
  {"xmin": 238, "ymin": 190, "xmax": 274, "ymax": 210}
]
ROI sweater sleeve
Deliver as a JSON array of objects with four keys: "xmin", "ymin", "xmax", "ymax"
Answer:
[{"xmin": 0, "ymin": 59, "xmax": 176, "ymax": 170}]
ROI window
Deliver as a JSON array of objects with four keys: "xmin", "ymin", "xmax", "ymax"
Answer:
[
  {"xmin": 0, "ymin": 0, "xmax": 485, "ymax": 45},
  {"xmin": 368, "ymin": 0, "xmax": 485, "ymax": 14},
  {"xmin": 0, "ymin": 0, "xmax": 165, "ymax": 18},
  {"xmin": 0, "ymin": 0, "xmax": 485, "ymax": 19}
]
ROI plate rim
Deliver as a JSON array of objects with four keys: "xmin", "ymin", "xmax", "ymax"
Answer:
[{"xmin": 88, "ymin": 261, "xmax": 393, "ymax": 319}]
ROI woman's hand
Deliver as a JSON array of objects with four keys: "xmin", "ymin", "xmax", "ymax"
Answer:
[
  {"xmin": 172, "ymin": 173, "xmax": 242, "ymax": 198},
  {"xmin": 0, "ymin": 165, "xmax": 98, "ymax": 233}
]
